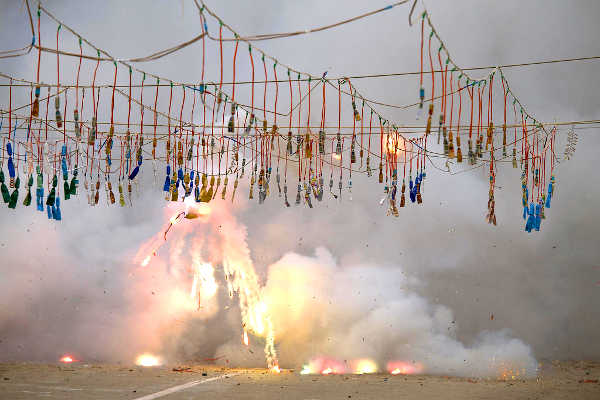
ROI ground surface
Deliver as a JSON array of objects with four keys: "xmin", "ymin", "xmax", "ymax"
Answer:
[{"xmin": 0, "ymin": 361, "xmax": 599, "ymax": 399}]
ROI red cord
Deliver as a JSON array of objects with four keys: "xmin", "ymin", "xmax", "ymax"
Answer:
[
  {"xmin": 36, "ymin": 9, "xmax": 41, "ymax": 83},
  {"xmin": 420, "ymin": 16, "xmax": 424, "ymax": 87},
  {"xmin": 110, "ymin": 63, "xmax": 117, "ymax": 126},
  {"xmin": 428, "ymin": 34, "xmax": 435, "ymax": 103}
]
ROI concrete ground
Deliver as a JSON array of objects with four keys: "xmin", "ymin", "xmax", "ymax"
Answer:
[{"xmin": 0, "ymin": 361, "xmax": 599, "ymax": 399}]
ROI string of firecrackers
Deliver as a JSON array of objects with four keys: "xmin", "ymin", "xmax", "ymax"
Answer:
[
  {"xmin": 0, "ymin": 0, "xmax": 552, "ymax": 227},
  {"xmin": 17, "ymin": 0, "xmax": 559, "ymax": 146},
  {"xmin": 196, "ymin": 0, "xmax": 559, "ymax": 225},
  {"xmin": 0, "ymin": 1, "xmax": 559, "ymax": 232}
]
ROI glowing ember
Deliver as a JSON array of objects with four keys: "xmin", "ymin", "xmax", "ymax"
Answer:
[
  {"xmin": 141, "ymin": 255, "xmax": 151, "ymax": 267},
  {"xmin": 136, "ymin": 353, "xmax": 161, "ymax": 367},
  {"xmin": 243, "ymin": 330, "xmax": 249, "ymax": 346},
  {"xmin": 387, "ymin": 361, "xmax": 423, "ymax": 375},
  {"xmin": 184, "ymin": 201, "xmax": 211, "ymax": 218},
  {"xmin": 169, "ymin": 212, "xmax": 185, "ymax": 225},
  {"xmin": 59, "ymin": 355, "xmax": 75, "ymax": 363},
  {"xmin": 352, "ymin": 359, "xmax": 378, "ymax": 374}
]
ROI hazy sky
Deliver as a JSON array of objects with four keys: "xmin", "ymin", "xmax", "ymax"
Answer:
[{"xmin": 1, "ymin": 0, "xmax": 599, "ymax": 364}]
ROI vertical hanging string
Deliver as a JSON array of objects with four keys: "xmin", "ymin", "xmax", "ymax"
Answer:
[
  {"xmin": 179, "ymin": 85, "xmax": 186, "ymax": 141},
  {"xmin": 110, "ymin": 62, "xmax": 117, "ymax": 128},
  {"xmin": 437, "ymin": 49, "xmax": 445, "ymax": 148},
  {"xmin": 232, "ymin": 36, "xmax": 239, "ymax": 161},
  {"xmin": 448, "ymin": 69, "xmax": 454, "ymax": 158},
  {"xmin": 360, "ymin": 100, "xmax": 364, "ymax": 164},
  {"xmin": 127, "ymin": 67, "xmax": 132, "ymax": 132},
  {"xmin": 273, "ymin": 62, "xmax": 279, "ymax": 172},
  {"xmin": 138, "ymin": 73, "xmax": 145, "ymax": 173},
  {"xmin": 513, "ymin": 101, "xmax": 518, "ymax": 165},
  {"xmin": 319, "ymin": 79, "xmax": 326, "ymax": 177},
  {"xmin": 456, "ymin": 75, "xmax": 463, "ymax": 162},
  {"xmin": 368, "ymin": 109, "xmax": 373, "ymax": 166},
  {"xmin": 428, "ymin": 31, "xmax": 435, "ymax": 106},
  {"xmin": 477, "ymin": 83, "xmax": 482, "ymax": 156},
  {"xmin": 231, "ymin": 36, "xmax": 238, "ymax": 102},
  {"xmin": 167, "ymin": 80, "xmax": 173, "ymax": 169},
  {"xmin": 189, "ymin": 82, "xmax": 197, "ymax": 172},
  {"xmin": 32, "ymin": 5, "xmax": 42, "ymax": 118},
  {"xmin": 419, "ymin": 13, "xmax": 425, "ymax": 102},
  {"xmin": 249, "ymin": 45, "xmax": 255, "ymax": 174},
  {"xmin": 44, "ymin": 87, "xmax": 49, "ymax": 141},
  {"xmin": 55, "ymin": 24, "xmax": 62, "ymax": 132},
  {"xmin": 91, "ymin": 50, "xmax": 100, "ymax": 120},
  {"xmin": 75, "ymin": 37, "xmax": 82, "ymax": 115},
  {"xmin": 8, "ymin": 79, "xmax": 12, "ymax": 142},
  {"xmin": 286, "ymin": 69, "xmax": 292, "ymax": 184},
  {"xmin": 262, "ymin": 54, "xmax": 268, "ymax": 171},
  {"xmin": 297, "ymin": 74, "xmax": 302, "ymax": 178},
  {"xmin": 36, "ymin": 5, "xmax": 41, "ymax": 84},
  {"xmin": 56, "ymin": 24, "xmax": 60, "ymax": 98},
  {"xmin": 501, "ymin": 76, "xmax": 507, "ymax": 156}
]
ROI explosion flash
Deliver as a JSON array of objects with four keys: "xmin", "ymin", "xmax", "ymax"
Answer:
[
  {"xmin": 59, "ymin": 355, "xmax": 75, "ymax": 363},
  {"xmin": 136, "ymin": 353, "xmax": 161, "ymax": 367},
  {"xmin": 136, "ymin": 200, "xmax": 279, "ymax": 371}
]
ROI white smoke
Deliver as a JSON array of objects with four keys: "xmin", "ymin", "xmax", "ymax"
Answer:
[{"xmin": 211, "ymin": 246, "xmax": 537, "ymax": 377}]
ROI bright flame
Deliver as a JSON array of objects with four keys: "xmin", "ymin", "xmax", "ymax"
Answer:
[
  {"xmin": 59, "ymin": 355, "xmax": 75, "ymax": 363},
  {"xmin": 243, "ymin": 330, "xmax": 249, "ymax": 346},
  {"xmin": 384, "ymin": 132, "xmax": 410, "ymax": 162},
  {"xmin": 301, "ymin": 357, "xmax": 347, "ymax": 375},
  {"xmin": 136, "ymin": 353, "xmax": 161, "ymax": 367},
  {"xmin": 352, "ymin": 359, "xmax": 378, "ymax": 374},
  {"xmin": 270, "ymin": 365, "xmax": 281, "ymax": 373},
  {"xmin": 387, "ymin": 361, "xmax": 423, "ymax": 375},
  {"xmin": 190, "ymin": 261, "xmax": 218, "ymax": 305}
]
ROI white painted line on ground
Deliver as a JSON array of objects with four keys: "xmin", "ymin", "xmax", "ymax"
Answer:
[{"xmin": 131, "ymin": 373, "xmax": 240, "ymax": 400}]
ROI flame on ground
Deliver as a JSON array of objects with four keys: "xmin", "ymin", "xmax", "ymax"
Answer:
[
  {"xmin": 301, "ymin": 357, "xmax": 347, "ymax": 375},
  {"xmin": 59, "ymin": 355, "xmax": 75, "ymax": 363},
  {"xmin": 136, "ymin": 353, "xmax": 161, "ymax": 367},
  {"xmin": 352, "ymin": 359, "xmax": 378, "ymax": 374},
  {"xmin": 387, "ymin": 361, "xmax": 423, "ymax": 375}
]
